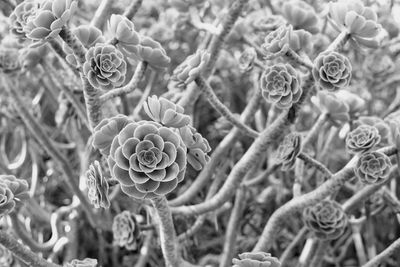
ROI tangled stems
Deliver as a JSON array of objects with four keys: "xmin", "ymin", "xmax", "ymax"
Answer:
[
  {"xmin": 362, "ymin": 235, "xmax": 400, "ymax": 267},
  {"xmin": 100, "ymin": 61, "xmax": 148, "ymax": 103},
  {"xmin": 59, "ymin": 26, "xmax": 102, "ymax": 128},
  {"xmin": 1, "ymin": 75, "xmax": 98, "ymax": 228},
  {"xmin": 194, "ymin": 76, "xmax": 259, "ymax": 138},
  {"xmin": 151, "ymin": 196, "xmax": 181, "ymax": 267},
  {"xmin": 171, "ymin": 75, "xmax": 314, "ymax": 216},
  {"xmin": 252, "ymin": 146, "xmax": 397, "ymax": 252},
  {"xmin": 0, "ymin": 230, "xmax": 61, "ymax": 267},
  {"xmin": 169, "ymin": 82, "xmax": 262, "ymax": 206}
]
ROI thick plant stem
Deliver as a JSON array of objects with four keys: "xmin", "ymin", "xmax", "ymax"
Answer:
[
  {"xmin": 0, "ymin": 230, "xmax": 60, "ymax": 267},
  {"xmin": 252, "ymin": 146, "xmax": 397, "ymax": 252},
  {"xmin": 60, "ymin": 26, "xmax": 102, "ymax": 128},
  {"xmin": 151, "ymin": 196, "xmax": 181, "ymax": 267},
  {"xmin": 285, "ymin": 49, "xmax": 314, "ymax": 70},
  {"xmin": 219, "ymin": 187, "xmax": 247, "ymax": 267},
  {"xmin": 169, "ymin": 80, "xmax": 262, "ymax": 206},
  {"xmin": 123, "ymin": 0, "xmax": 143, "ymax": 20},
  {"xmin": 299, "ymin": 238, "xmax": 319, "ymax": 267},
  {"xmin": 100, "ymin": 61, "xmax": 147, "ymax": 102},
  {"xmin": 298, "ymin": 152, "xmax": 333, "ymax": 177},
  {"xmin": 326, "ymin": 30, "xmax": 351, "ymax": 52},
  {"xmin": 91, "ymin": 0, "xmax": 114, "ymax": 29},
  {"xmin": 362, "ymin": 236, "xmax": 400, "ymax": 267},
  {"xmin": 195, "ymin": 76, "xmax": 259, "ymax": 138},
  {"xmin": 309, "ymin": 240, "xmax": 328, "ymax": 267},
  {"xmin": 1, "ymin": 75, "xmax": 98, "ymax": 228}
]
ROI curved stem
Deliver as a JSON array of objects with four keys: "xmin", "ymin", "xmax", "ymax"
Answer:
[
  {"xmin": 123, "ymin": 0, "xmax": 143, "ymax": 20},
  {"xmin": 100, "ymin": 61, "xmax": 147, "ymax": 103},
  {"xmin": 285, "ymin": 49, "xmax": 314, "ymax": 70},
  {"xmin": 252, "ymin": 146, "xmax": 397, "ymax": 252},
  {"xmin": 194, "ymin": 76, "xmax": 259, "ymax": 138},
  {"xmin": 297, "ymin": 152, "xmax": 333, "ymax": 178},
  {"xmin": 151, "ymin": 196, "xmax": 181, "ymax": 267},
  {"xmin": 326, "ymin": 30, "xmax": 350, "ymax": 52},
  {"xmin": 362, "ymin": 236, "xmax": 400, "ymax": 267},
  {"xmin": 0, "ymin": 230, "xmax": 60, "ymax": 267}
]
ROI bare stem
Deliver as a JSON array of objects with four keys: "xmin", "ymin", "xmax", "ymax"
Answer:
[
  {"xmin": 362, "ymin": 235, "xmax": 400, "ymax": 267},
  {"xmin": 0, "ymin": 230, "xmax": 60, "ymax": 267},
  {"xmin": 298, "ymin": 152, "xmax": 333, "ymax": 178},
  {"xmin": 90, "ymin": 0, "xmax": 114, "ymax": 29},
  {"xmin": 123, "ymin": 0, "xmax": 143, "ymax": 20},
  {"xmin": 326, "ymin": 30, "xmax": 351, "ymax": 52}
]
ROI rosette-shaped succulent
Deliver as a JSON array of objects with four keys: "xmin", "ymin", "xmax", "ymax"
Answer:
[
  {"xmin": 93, "ymin": 115, "xmax": 131, "ymax": 156},
  {"xmin": 262, "ymin": 26, "xmax": 291, "ymax": 57},
  {"xmin": 108, "ymin": 120, "xmax": 187, "ymax": 199},
  {"xmin": 135, "ymin": 36, "xmax": 171, "ymax": 70},
  {"xmin": 173, "ymin": 49, "xmax": 210, "ymax": 86},
  {"xmin": 232, "ymin": 252, "xmax": 281, "ymax": 267},
  {"xmin": 23, "ymin": 0, "xmax": 78, "ymax": 45},
  {"xmin": 329, "ymin": 0, "xmax": 382, "ymax": 49},
  {"xmin": 85, "ymin": 161, "xmax": 110, "ymax": 209},
  {"xmin": 354, "ymin": 151, "xmax": 392, "ymax": 184},
  {"xmin": 0, "ymin": 244, "xmax": 13, "ymax": 267},
  {"xmin": 0, "ymin": 175, "xmax": 29, "ymax": 202},
  {"xmin": 355, "ymin": 116, "xmax": 390, "ymax": 144},
  {"xmin": 112, "ymin": 211, "xmax": 141, "ymax": 250},
  {"xmin": 346, "ymin": 125, "xmax": 381, "ymax": 154},
  {"xmin": 83, "ymin": 44, "xmax": 127, "ymax": 90},
  {"xmin": 0, "ymin": 47, "xmax": 20, "ymax": 74},
  {"xmin": 312, "ymin": 91, "xmax": 350, "ymax": 126},
  {"xmin": 303, "ymin": 200, "xmax": 348, "ymax": 240},
  {"xmin": 65, "ymin": 258, "xmax": 98, "ymax": 267},
  {"xmin": 9, "ymin": 0, "xmax": 40, "ymax": 40},
  {"xmin": 63, "ymin": 25, "xmax": 105, "ymax": 68},
  {"xmin": 260, "ymin": 64, "xmax": 302, "ymax": 109},
  {"xmin": 238, "ymin": 47, "xmax": 257, "ymax": 72},
  {"xmin": 282, "ymin": 0, "xmax": 319, "ymax": 34},
  {"xmin": 277, "ymin": 132, "xmax": 302, "ymax": 170},
  {"xmin": 179, "ymin": 125, "xmax": 211, "ymax": 171},
  {"xmin": 312, "ymin": 51, "xmax": 352, "ymax": 91},
  {"xmin": 0, "ymin": 184, "xmax": 14, "ymax": 217},
  {"xmin": 19, "ymin": 45, "xmax": 47, "ymax": 70},
  {"xmin": 108, "ymin": 14, "xmax": 140, "ymax": 57},
  {"xmin": 144, "ymin": 95, "xmax": 191, "ymax": 128}
]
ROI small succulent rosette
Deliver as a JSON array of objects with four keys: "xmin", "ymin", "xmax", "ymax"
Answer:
[
  {"xmin": 0, "ymin": 175, "xmax": 29, "ymax": 216},
  {"xmin": 354, "ymin": 151, "xmax": 392, "ymax": 184},
  {"xmin": 354, "ymin": 116, "xmax": 390, "ymax": 144},
  {"xmin": 312, "ymin": 51, "xmax": 352, "ymax": 92},
  {"xmin": 64, "ymin": 258, "xmax": 98, "ymax": 267},
  {"xmin": 328, "ymin": 0, "xmax": 382, "ymax": 49},
  {"xmin": 345, "ymin": 125, "xmax": 381, "ymax": 154},
  {"xmin": 232, "ymin": 252, "xmax": 281, "ymax": 267},
  {"xmin": 112, "ymin": 211, "xmax": 141, "ymax": 250},
  {"xmin": 9, "ymin": 0, "xmax": 41, "ymax": 40},
  {"xmin": 260, "ymin": 63, "xmax": 302, "ymax": 109},
  {"xmin": 22, "ymin": 0, "xmax": 78, "ymax": 46},
  {"xmin": 276, "ymin": 132, "xmax": 302, "ymax": 171},
  {"xmin": 179, "ymin": 125, "xmax": 211, "ymax": 171},
  {"xmin": 303, "ymin": 200, "xmax": 348, "ymax": 240},
  {"xmin": 172, "ymin": 49, "xmax": 210, "ymax": 87},
  {"xmin": 0, "ymin": 47, "xmax": 20, "ymax": 74},
  {"xmin": 85, "ymin": 161, "xmax": 110, "ymax": 209},
  {"xmin": 63, "ymin": 25, "xmax": 105, "ymax": 68},
  {"xmin": 143, "ymin": 95, "xmax": 191, "ymax": 128},
  {"xmin": 237, "ymin": 47, "xmax": 257, "ymax": 72},
  {"xmin": 282, "ymin": 0, "xmax": 320, "ymax": 34},
  {"xmin": 83, "ymin": 43, "xmax": 127, "ymax": 90},
  {"xmin": 106, "ymin": 120, "xmax": 187, "ymax": 199}
]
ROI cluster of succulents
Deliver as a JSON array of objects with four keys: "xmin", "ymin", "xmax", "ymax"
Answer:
[{"xmin": 0, "ymin": 0, "xmax": 400, "ymax": 266}]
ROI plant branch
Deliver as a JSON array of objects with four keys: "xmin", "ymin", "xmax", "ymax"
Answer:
[
  {"xmin": 123, "ymin": 0, "xmax": 143, "ymax": 20},
  {"xmin": 298, "ymin": 152, "xmax": 333, "ymax": 178}
]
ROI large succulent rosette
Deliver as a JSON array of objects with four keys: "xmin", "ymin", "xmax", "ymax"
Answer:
[
  {"xmin": 143, "ymin": 95, "xmax": 191, "ymax": 128},
  {"xmin": 329, "ymin": 0, "xmax": 382, "ymax": 49},
  {"xmin": 260, "ymin": 63, "xmax": 302, "ymax": 109},
  {"xmin": 346, "ymin": 125, "xmax": 381, "ymax": 154},
  {"xmin": 63, "ymin": 25, "xmax": 105, "ymax": 68},
  {"xmin": 112, "ymin": 211, "xmax": 141, "ymax": 250},
  {"xmin": 282, "ymin": 0, "xmax": 319, "ymax": 34},
  {"xmin": 107, "ymin": 120, "xmax": 187, "ymax": 199},
  {"xmin": 312, "ymin": 51, "xmax": 352, "ymax": 92},
  {"xmin": 354, "ymin": 151, "xmax": 392, "ymax": 184},
  {"xmin": 303, "ymin": 200, "xmax": 348, "ymax": 240},
  {"xmin": 9, "ymin": 0, "xmax": 40, "ymax": 40},
  {"xmin": 85, "ymin": 161, "xmax": 110, "ymax": 209},
  {"xmin": 83, "ymin": 43, "xmax": 127, "ymax": 90},
  {"xmin": 232, "ymin": 252, "xmax": 281, "ymax": 267},
  {"xmin": 276, "ymin": 132, "xmax": 302, "ymax": 171},
  {"xmin": 172, "ymin": 49, "xmax": 210, "ymax": 86},
  {"xmin": 23, "ymin": 0, "xmax": 78, "ymax": 45}
]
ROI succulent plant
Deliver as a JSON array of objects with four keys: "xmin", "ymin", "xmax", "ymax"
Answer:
[
  {"xmin": 112, "ymin": 211, "xmax": 141, "ymax": 250},
  {"xmin": 276, "ymin": 132, "xmax": 302, "ymax": 170},
  {"xmin": 85, "ymin": 161, "xmax": 110, "ymax": 209},
  {"xmin": 232, "ymin": 252, "xmax": 281, "ymax": 267},
  {"xmin": 354, "ymin": 151, "xmax": 392, "ymax": 184},
  {"xmin": 346, "ymin": 125, "xmax": 381, "ymax": 154},
  {"xmin": 172, "ymin": 49, "xmax": 210, "ymax": 86}
]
